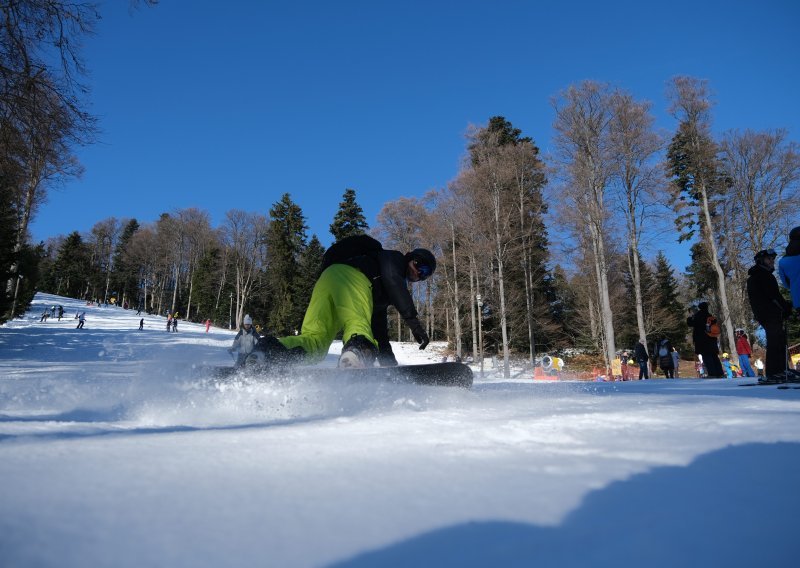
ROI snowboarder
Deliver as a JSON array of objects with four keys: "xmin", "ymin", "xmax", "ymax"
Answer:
[
  {"xmin": 747, "ymin": 248, "xmax": 792, "ymax": 381},
  {"xmin": 687, "ymin": 303, "xmax": 724, "ymax": 378},
  {"xmin": 228, "ymin": 315, "xmax": 261, "ymax": 367},
  {"xmin": 139, "ymin": 318, "xmax": 144, "ymax": 330},
  {"xmin": 253, "ymin": 235, "xmax": 435, "ymax": 369}
]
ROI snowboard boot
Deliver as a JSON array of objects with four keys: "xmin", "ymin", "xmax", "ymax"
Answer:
[
  {"xmin": 338, "ymin": 334, "xmax": 377, "ymax": 369},
  {"xmin": 250, "ymin": 336, "xmax": 305, "ymax": 369}
]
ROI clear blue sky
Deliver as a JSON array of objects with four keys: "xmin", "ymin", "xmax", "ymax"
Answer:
[{"xmin": 29, "ymin": 0, "xmax": 800, "ymax": 271}]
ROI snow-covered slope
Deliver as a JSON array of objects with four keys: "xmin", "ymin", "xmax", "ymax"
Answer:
[{"xmin": 1, "ymin": 293, "xmax": 799, "ymax": 567}]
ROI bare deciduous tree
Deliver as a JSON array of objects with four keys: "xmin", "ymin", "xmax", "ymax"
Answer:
[
  {"xmin": 223, "ymin": 209, "xmax": 268, "ymax": 329},
  {"xmin": 552, "ymin": 81, "xmax": 617, "ymax": 369},
  {"xmin": 667, "ymin": 76, "xmax": 735, "ymax": 353}
]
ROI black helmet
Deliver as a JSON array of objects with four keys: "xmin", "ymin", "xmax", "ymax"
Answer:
[
  {"xmin": 406, "ymin": 248, "xmax": 436, "ymax": 280},
  {"xmin": 789, "ymin": 226, "xmax": 800, "ymax": 241},
  {"xmin": 754, "ymin": 248, "xmax": 777, "ymax": 263}
]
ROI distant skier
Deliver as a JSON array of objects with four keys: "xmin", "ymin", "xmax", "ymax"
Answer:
[
  {"xmin": 57, "ymin": 305, "xmax": 64, "ymax": 321},
  {"xmin": 39, "ymin": 309, "xmax": 49, "ymax": 323},
  {"xmin": 76, "ymin": 312, "xmax": 85, "ymax": 329},
  {"xmin": 205, "ymin": 319, "xmax": 211, "ymax": 333},
  {"xmin": 253, "ymin": 235, "xmax": 435, "ymax": 369},
  {"xmin": 228, "ymin": 315, "xmax": 260, "ymax": 367},
  {"xmin": 139, "ymin": 318, "xmax": 144, "ymax": 330}
]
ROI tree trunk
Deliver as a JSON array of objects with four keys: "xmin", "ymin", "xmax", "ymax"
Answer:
[
  {"xmin": 701, "ymin": 190, "xmax": 736, "ymax": 353},
  {"xmin": 450, "ymin": 224, "xmax": 462, "ymax": 358}
]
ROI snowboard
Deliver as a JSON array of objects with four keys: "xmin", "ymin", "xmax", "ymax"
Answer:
[{"xmin": 204, "ymin": 361, "xmax": 473, "ymax": 389}]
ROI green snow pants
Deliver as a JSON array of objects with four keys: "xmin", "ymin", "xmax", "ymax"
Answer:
[{"xmin": 277, "ymin": 263, "xmax": 377, "ymax": 362}]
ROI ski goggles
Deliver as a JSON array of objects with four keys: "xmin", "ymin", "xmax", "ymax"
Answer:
[{"xmin": 413, "ymin": 260, "xmax": 433, "ymax": 280}]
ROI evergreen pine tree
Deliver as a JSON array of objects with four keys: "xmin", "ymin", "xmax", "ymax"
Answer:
[
  {"xmin": 0, "ymin": 173, "xmax": 18, "ymax": 319},
  {"xmin": 265, "ymin": 193, "xmax": 309, "ymax": 334},
  {"xmin": 51, "ymin": 232, "xmax": 92, "ymax": 299},
  {"xmin": 191, "ymin": 246, "xmax": 226, "ymax": 325},
  {"xmin": 329, "ymin": 188, "xmax": 369, "ymax": 241},
  {"xmin": 652, "ymin": 252, "xmax": 687, "ymax": 352},
  {"xmin": 291, "ymin": 235, "xmax": 326, "ymax": 327},
  {"xmin": 544, "ymin": 265, "xmax": 579, "ymax": 350},
  {"xmin": 110, "ymin": 219, "xmax": 140, "ymax": 307},
  {"xmin": 685, "ymin": 241, "xmax": 717, "ymax": 299}
]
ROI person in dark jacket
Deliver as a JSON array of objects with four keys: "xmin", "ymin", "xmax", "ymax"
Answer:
[
  {"xmin": 255, "ymin": 235, "xmax": 435, "ymax": 369},
  {"xmin": 687, "ymin": 302, "xmax": 724, "ymax": 378},
  {"xmin": 634, "ymin": 340, "xmax": 649, "ymax": 380},
  {"xmin": 747, "ymin": 248, "xmax": 792, "ymax": 380},
  {"xmin": 656, "ymin": 338, "xmax": 675, "ymax": 378}
]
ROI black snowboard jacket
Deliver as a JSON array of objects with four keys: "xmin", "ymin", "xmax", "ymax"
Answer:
[
  {"xmin": 321, "ymin": 235, "xmax": 420, "ymax": 354},
  {"xmin": 747, "ymin": 263, "xmax": 791, "ymax": 324}
]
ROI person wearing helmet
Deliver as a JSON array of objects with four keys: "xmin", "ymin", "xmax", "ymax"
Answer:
[
  {"xmin": 255, "ymin": 234, "xmax": 435, "ymax": 369},
  {"xmin": 747, "ymin": 248, "xmax": 792, "ymax": 380},
  {"xmin": 778, "ymin": 226, "xmax": 800, "ymax": 315},
  {"xmin": 721, "ymin": 352, "xmax": 733, "ymax": 378},
  {"xmin": 228, "ymin": 314, "xmax": 261, "ymax": 367}
]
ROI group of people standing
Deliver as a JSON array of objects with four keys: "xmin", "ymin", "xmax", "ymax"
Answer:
[
  {"xmin": 166, "ymin": 312, "xmax": 179, "ymax": 332},
  {"xmin": 687, "ymin": 227, "xmax": 800, "ymax": 381},
  {"xmin": 623, "ymin": 339, "xmax": 680, "ymax": 380}
]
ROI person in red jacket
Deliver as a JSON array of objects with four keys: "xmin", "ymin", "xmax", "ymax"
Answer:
[{"xmin": 735, "ymin": 328, "xmax": 755, "ymax": 377}]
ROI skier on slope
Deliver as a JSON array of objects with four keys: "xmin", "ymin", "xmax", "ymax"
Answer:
[
  {"xmin": 228, "ymin": 314, "xmax": 261, "ymax": 367},
  {"xmin": 253, "ymin": 234, "xmax": 436, "ymax": 369}
]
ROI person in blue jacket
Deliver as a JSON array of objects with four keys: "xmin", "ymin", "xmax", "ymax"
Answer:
[{"xmin": 778, "ymin": 226, "xmax": 800, "ymax": 315}]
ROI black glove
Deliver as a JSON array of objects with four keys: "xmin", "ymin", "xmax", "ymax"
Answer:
[
  {"xmin": 377, "ymin": 345, "xmax": 399, "ymax": 367},
  {"xmin": 408, "ymin": 318, "xmax": 430, "ymax": 350}
]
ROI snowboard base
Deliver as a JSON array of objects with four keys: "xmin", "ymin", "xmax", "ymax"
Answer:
[{"xmin": 204, "ymin": 362, "xmax": 473, "ymax": 389}]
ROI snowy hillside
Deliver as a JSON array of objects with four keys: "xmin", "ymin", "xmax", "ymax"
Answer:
[{"xmin": 1, "ymin": 293, "xmax": 799, "ymax": 567}]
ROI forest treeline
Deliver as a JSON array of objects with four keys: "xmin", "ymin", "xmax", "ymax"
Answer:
[{"xmin": 2, "ymin": 3, "xmax": 799, "ymax": 375}]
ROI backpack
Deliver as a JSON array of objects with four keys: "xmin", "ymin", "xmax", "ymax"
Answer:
[
  {"xmin": 322, "ymin": 234, "xmax": 383, "ymax": 270},
  {"xmin": 658, "ymin": 344, "xmax": 668, "ymax": 357},
  {"xmin": 705, "ymin": 316, "xmax": 721, "ymax": 338}
]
